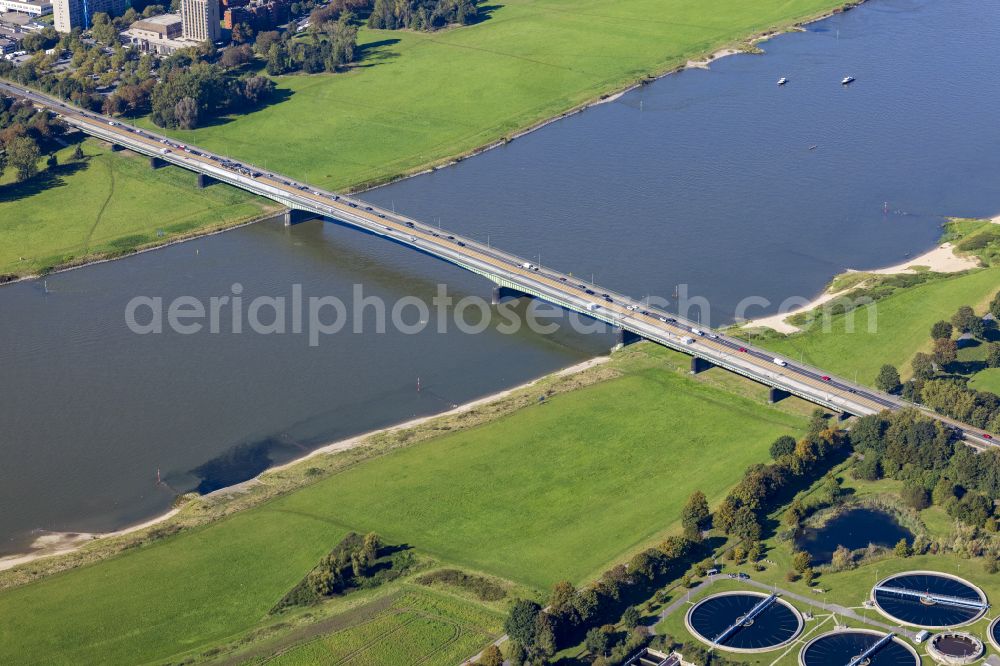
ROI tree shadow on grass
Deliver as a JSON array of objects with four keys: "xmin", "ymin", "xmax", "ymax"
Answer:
[
  {"xmin": 0, "ymin": 160, "xmax": 89, "ymax": 204},
  {"xmin": 466, "ymin": 4, "xmax": 503, "ymax": 25},
  {"xmin": 352, "ymin": 38, "xmax": 402, "ymax": 68},
  {"xmin": 186, "ymin": 87, "xmax": 295, "ymax": 130}
]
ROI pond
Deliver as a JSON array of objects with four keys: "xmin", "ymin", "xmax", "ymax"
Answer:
[{"xmin": 795, "ymin": 507, "xmax": 913, "ymax": 564}]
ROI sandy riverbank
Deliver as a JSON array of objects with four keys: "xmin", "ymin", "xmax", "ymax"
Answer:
[
  {"xmin": 742, "ymin": 240, "xmax": 981, "ymax": 334},
  {"xmin": 0, "ymin": 355, "xmax": 610, "ymax": 572}
]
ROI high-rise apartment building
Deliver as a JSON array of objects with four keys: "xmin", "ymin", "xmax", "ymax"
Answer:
[
  {"xmin": 52, "ymin": 0, "xmax": 126, "ymax": 32},
  {"xmin": 180, "ymin": 0, "xmax": 220, "ymax": 43}
]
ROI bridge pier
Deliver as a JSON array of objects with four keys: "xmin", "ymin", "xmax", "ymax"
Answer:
[
  {"xmin": 109, "ymin": 143, "xmax": 124, "ymax": 152},
  {"xmin": 690, "ymin": 356, "xmax": 713, "ymax": 375},
  {"xmin": 768, "ymin": 386, "xmax": 790, "ymax": 404},
  {"xmin": 149, "ymin": 155, "xmax": 164, "ymax": 169},
  {"xmin": 491, "ymin": 285, "xmax": 527, "ymax": 305},
  {"xmin": 613, "ymin": 327, "xmax": 642, "ymax": 349},
  {"xmin": 283, "ymin": 209, "xmax": 319, "ymax": 226},
  {"xmin": 196, "ymin": 173, "xmax": 215, "ymax": 188}
]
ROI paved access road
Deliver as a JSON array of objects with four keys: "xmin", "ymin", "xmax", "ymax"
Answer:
[{"xmin": 3, "ymin": 81, "xmax": 994, "ymax": 449}]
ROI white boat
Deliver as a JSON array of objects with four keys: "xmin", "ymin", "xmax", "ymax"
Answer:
[
  {"xmin": 841, "ymin": 76, "xmax": 855, "ymax": 85},
  {"xmin": 777, "ymin": 77, "xmax": 788, "ymax": 85}
]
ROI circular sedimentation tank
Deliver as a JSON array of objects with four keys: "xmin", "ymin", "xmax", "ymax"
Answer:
[
  {"xmin": 871, "ymin": 571, "xmax": 987, "ymax": 628},
  {"xmin": 799, "ymin": 629, "xmax": 919, "ymax": 666},
  {"xmin": 685, "ymin": 591, "xmax": 802, "ymax": 652},
  {"xmin": 989, "ymin": 616, "xmax": 1000, "ymax": 652},
  {"xmin": 926, "ymin": 632, "xmax": 984, "ymax": 665}
]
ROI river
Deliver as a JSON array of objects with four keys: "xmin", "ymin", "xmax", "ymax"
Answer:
[{"xmin": 1, "ymin": 0, "xmax": 998, "ymax": 555}]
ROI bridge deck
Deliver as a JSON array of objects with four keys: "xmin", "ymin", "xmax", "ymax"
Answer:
[{"xmin": 3, "ymin": 80, "xmax": 995, "ymax": 451}]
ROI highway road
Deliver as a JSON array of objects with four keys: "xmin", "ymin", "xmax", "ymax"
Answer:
[{"xmin": 3, "ymin": 81, "xmax": 995, "ymax": 449}]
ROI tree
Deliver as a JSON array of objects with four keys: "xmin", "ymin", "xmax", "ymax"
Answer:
[
  {"xmin": 931, "ymin": 320, "xmax": 953, "ymax": 340},
  {"xmin": 479, "ymin": 644, "xmax": 503, "ymax": 666},
  {"xmin": 901, "ymin": 483, "xmax": 931, "ymax": 510},
  {"xmin": 174, "ymin": 96, "xmax": 199, "ymax": 130},
  {"xmin": 991, "ymin": 291, "xmax": 1000, "ymax": 322},
  {"xmin": 729, "ymin": 505, "xmax": 762, "ymax": 543},
  {"xmin": 933, "ymin": 338, "xmax": 958, "ymax": 366},
  {"xmin": 585, "ymin": 626, "xmax": 611, "ymax": 657},
  {"xmin": 875, "ymin": 364, "xmax": 901, "ymax": 394},
  {"xmin": 986, "ymin": 343, "xmax": 1000, "ymax": 369},
  {"xmin": 220, "ymin": 44, "xmax": 253, "ymax": 68},
  {"xmin": 911, "ymin": 352, "xmax": 935, "ymax": 380},
  {"xmin": 681, "ymin": 490, "xmax": 710, "ymax": 540},
  {"xmin": 802, "ymin": 567, "xmax": 816, "ymax": 586},
  {"xmin": 6, "ymin": 135, "xmax": 40, "ymax": 181},
  {"xmin": 71, "ymin": 144, "xmax": 84, "ymax": 160},
  {"xmin": 831, "ymin": 545, "xmax": 853, "ymax": 571},
  {"xmin": 792, "ymin": 551, "xmax": 811, "ymax": 573},
  {"xmin": 91, "ymin": 13, "xmax": 119, "ymax": 46},
  {"xmin": 621, "ymin": 605, "xmax": 640, "ymax": 629},
  {"xmin": 548, "ymin": 580, "xmax": 576, "ymax": 617},
  {"xmin": 504, "ymin": 599, "xmax": 541, "ymax": 648},
  {"xmin": 852, "ymin": 454, "xmax": 882, "ymax": 481},
  {"xmin": 952, "ymin": 305, "xmax": 977, "ymax": 333},
  {"xmin": 770, "ymin": 435, "xmax": 797, "ymax": 459},
  {"xmin": 894, "ymin": 538, "xmax": 912, "ymax": 558},
  {"xmin": 46, "ymin": 153, "xmax": 57, "ymax": 169},
  {"xmin": 533, "ymin": 613, "xmax": 557, "ymax": 658}
]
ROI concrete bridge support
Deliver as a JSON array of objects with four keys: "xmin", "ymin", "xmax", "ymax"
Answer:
[
  {"xmin": 109, "ymin": 143, "xmax": 124, "ymax": 152},
  {"xmin": 149, "ymin": 155, "xmax": 164, "ymax": 169},
  {"xmin": 614, "ymin": 327, "xmax": 642, "ymax": 348},
  {"xmin": 196, "ymin": 173, "xmax": 215, "ymax": 188},
  {"xmin": 768, "ymin": 386, "xmax": 790, "ymax": 404},
  {"xmin": 491, "ymin": 285, "xmax": 527, "ymax": 305},
  {"xmin": 690, "ymin": 356, "xmax": 713, "ymax": 375},
  {"xmin": 283, "ymin": 209, "xmax": 319, "ymax": 226}
]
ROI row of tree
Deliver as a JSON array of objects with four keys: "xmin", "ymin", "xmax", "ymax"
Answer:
[
  {"xmin": 503, "ymin": 536, "xmax": 699, "ymax": 664},
  {"xmin": 273, "ymin": 532, "xmax": 383, "ymax": 610},
  {"xmin": 850, "ymin": 409, "xmax": 1000, "ymax": 529},
  {"xmin": 714, "ymin": 412, "xmax": 849, "ymax": 546},
  {"xmin": 148, "ymin": 63, "xmax": 275, "ymax": 129},
  {"xmin": 368, "ymin": 0, "xmax": 480, "ymax": 30},
  {"xmin": 0, "ymin": 94, "xmax": 66, "ymax": 182}
]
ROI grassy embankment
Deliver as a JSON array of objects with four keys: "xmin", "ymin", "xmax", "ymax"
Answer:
[
  {"xmin": 0, "ymin": 344, "xmax": 812, "ymax": 665},
  {"xmin": 746, "ymin": 217, "xmax": 1000, "ymax": 385},
  {"xmin": 0, "ymin": 138, "xmax": 279, "ymax": 277},
  {"xmin": 4, "ymin": 0, "xmax": 850, "ymax": 278},
  {"xmin": 152, "ymin": 0, "xmax": 848, "ymax": 192}
]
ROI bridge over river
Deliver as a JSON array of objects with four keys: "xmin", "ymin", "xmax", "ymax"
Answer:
[{"xmin": 4, "ymin": 81, "xmax": 994, "ymax": 450}]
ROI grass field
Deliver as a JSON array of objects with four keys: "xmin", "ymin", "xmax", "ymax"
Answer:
[
  {"xmin": 259, "ymin": 590, "xmax": 501, "ymax": 666},
  {"xmin": 147, "ymin": 0, "xmax": 844, "ymax": 191},
  {"xmin": 0, "ymin": 138, "xmax": 276, "ymax": 277},
  {"xmin": 0, "ymin": 346, "xmax": 805, "ymax": 665},
  {"xmin": 759, "ymin": 268, "xmax": 1000, "ymax": 385}
]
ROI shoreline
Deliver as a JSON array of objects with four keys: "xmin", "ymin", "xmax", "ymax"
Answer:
[
  {"xmin": 3, "ymin": 1, "xmax": 864, "ymax": 285},
  {"xmin": 0, "ymin": 355, "xmax": 610, "ymax": 571},
  {"xmin": 740, "ymin": 239, "xmax": 982, "ymax": 334}
]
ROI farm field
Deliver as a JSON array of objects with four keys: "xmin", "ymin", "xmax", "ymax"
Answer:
[
  {"xmin": 257, "ymin": 590, "xmax": 502, "ymax": 666},
  {"xmin": 0, "ymin": 345, "xmax": 806, "ymax": 665},
  {"xmin": 0, "ymin": 138, "xmax": 276, "ymax": 277},
  {"xmin": 148, "ymin": 0, "xmax": 845, "ymax": 191},
  {"xmin": 758, "ymin": 267, "xmax": 1000, "ymax": 385}
]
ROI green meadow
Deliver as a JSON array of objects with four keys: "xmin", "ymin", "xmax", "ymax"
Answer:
[
  {"xmin": 0, "ymin": 138, "xmax": 276, "ymax": 277},
  {"xmin": 0, "ymin": 346, "xmax": 805, "ymax": 665},
  {"xmin": 760, "ymin": 268, "xmax": 1000, "ymax": 385},
  {"xmin": 153, "ymin": 0, "xmax": 845, "ymax": 191}
]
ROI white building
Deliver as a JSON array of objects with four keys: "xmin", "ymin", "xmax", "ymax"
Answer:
[
  {"xmin": 180, "ymin": 0, "xmax": 219, "ymax": 43},
  {"xmin": 0, "ymin": 0, "xmax": 52, "ymax": 16}
]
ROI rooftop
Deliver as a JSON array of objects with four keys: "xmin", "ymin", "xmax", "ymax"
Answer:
[{"xmin": 133, "ymin": 13, "xmax": 182, "ymax": 27}]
